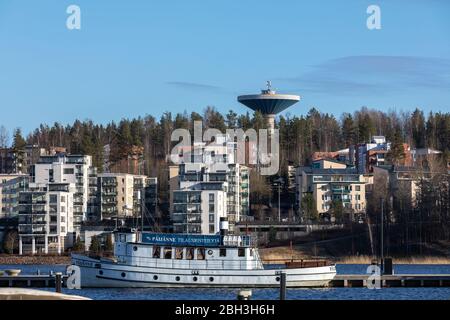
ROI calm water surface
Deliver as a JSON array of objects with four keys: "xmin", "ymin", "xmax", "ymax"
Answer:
[{"xmin": 1, "ymin": 264, "xmax": 450, "ymax": 300}]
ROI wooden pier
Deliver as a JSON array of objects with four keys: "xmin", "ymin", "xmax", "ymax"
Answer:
[
  {"xmin": 331, "ymin": 274, "xmax": 450, "ymax": 288},
  {"xmin": 0, "ymin": 275, "xmax": 68, "ymax": 288}
]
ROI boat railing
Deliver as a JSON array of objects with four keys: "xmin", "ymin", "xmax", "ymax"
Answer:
[
  {"xmin": 262, "ymin": 258, "xmax": 332, "ymax": 268},
  {"xmin": 128, "ymin": 255, "xmax": 263, "ymax": 270}
]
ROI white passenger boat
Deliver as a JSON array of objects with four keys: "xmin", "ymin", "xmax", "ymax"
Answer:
[{"xmin": 71, "ymin": 225, "xmax": 336, "ymax": 288}]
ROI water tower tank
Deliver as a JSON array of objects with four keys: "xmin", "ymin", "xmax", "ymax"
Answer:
[{"xmin": 237, "ymin": 81, "xmax": 300, "ymax": 129}]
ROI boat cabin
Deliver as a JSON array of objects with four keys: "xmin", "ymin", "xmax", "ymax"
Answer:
[{"xmin": 113, "ymin": 231, "xmax": 263, "ymax": 270}]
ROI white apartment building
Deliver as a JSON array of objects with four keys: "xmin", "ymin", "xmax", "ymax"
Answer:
[
  {"xmin": 170, "ymin": 134, "xmax": 250, "ymax": 234},
  {"xmin": 18, "ymin": 183, "xmax": 75, "ymax": 254},
  {"xmin": 31, "ymin": 154, "xmax": 95, "ymax": 233},
  {"xmin": 172, "ymin": 188, "xmax": 227, "ymax": 234}
]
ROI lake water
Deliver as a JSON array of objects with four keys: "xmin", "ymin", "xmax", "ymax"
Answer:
[{"xmin": 1, "ymin": 264, "xmax": 450, "ymax": 300}]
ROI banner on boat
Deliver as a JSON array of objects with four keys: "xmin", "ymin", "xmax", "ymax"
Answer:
[{"xmin": 141, "ymin": 233, "xmax": 221, "ymax": 247}]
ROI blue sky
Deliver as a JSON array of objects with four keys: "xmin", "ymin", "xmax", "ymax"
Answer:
[{"xmin": 0, "ymin": 0, "xmax": 449, "ymax": 135}]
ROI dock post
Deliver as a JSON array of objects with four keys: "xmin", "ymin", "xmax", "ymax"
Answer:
[
  {"xmin": 55, "ymin": 273, "xmax": 62, "ymax": 293},
  {"xmin": 280, "ymin": 272, "xmax": 287, "ymax": 300}
]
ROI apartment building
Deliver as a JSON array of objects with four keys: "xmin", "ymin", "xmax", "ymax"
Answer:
[
  {"xmin": 97, "ymin": 173, "xmax": 155, "ymax": 221},
  {"xmin": 170, "ymin": 134, "xmax": 250, "ymax": 234},
  {"xmin": 296, "ymin": 159, "xmax": 367, "ymax": 221},
  {"xmin": 172, "ymin": 187, "xmax": 227, "ymax": 234},
  {"xmin": 31, "ymin": 154, "xmax": 95, "ymax": 233},
  {"xmin": 0, "ymin": 174, "xmax": 29, "ymax": 218},
  {"xmin": 18, "ymin": 183, "xmax": 75, "ymax": 254}
]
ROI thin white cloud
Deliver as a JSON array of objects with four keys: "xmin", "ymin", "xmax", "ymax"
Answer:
[{"xmin": 279, "ymin": 55, "xmax": 450, "ymax": 95}]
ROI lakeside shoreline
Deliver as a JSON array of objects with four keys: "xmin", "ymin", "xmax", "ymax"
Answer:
[{"xmin": 1, "ymin": 253, "xmax": 449, "ymax": 266}]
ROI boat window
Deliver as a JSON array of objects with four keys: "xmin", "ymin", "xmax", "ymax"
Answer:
[
  {"xmin": 153, "ymin": 246, "xmax": 161, "ymax": 259},
  {"xmin": 175, "ymin": 248, "xmax": 183, "ymax": 260},
  {"xmin": 238, "ymin": 248, "xmax": 245, "ymax": 257},
  {"xmin": 186, "ymin": 248, "xmax": 194, "ymax": 260},
  {"xmin": 164, "ymin": 247, "xmax": 173, "ymax": 259},
  {"xmin": 219, "ymin": 248, "xmax": 226, "ymax": 257},
  {"xmin": 197, "ymin": 248, "xmax": 205, "ymax": 260}
]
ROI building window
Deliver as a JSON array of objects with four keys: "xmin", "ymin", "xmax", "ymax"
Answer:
[
  {"xmin": 49, "ymin": 195, "xmax": 57, "ymax": 203},
  {"xmin": 209, "ymin": 194, "xmax": 214, "ymax": 202},
  {"xmin": 63, "ymin": 168, "xmax": 74, "ymax": 175},
  {"xmin": 61, "ymin": 196, "xmax": 65, "ymax": 203},
  {"xmin": 209, "ymin": 214, "xmax": 214, "ymax": 223},
  {"xmin": 61, "ymin": 216, "xmax": 65, "ymax": 223},
  {"xmin": 61, "ymin": 226, "xmax": 65, "ymax": 233},
  {"xmin": 356, "ymin": 186, "xmax": 361, "ymax": 191},
  {"xmin": 209, "ymin": 204, "xmax": 215, "ymax": 213},
  {"xmin": 209, "ymin": 225, "xmax": 215, "ymax": 233},
  {"xmin": 61, "ymin": 206, "xmax": 65, "ymax": 213}
]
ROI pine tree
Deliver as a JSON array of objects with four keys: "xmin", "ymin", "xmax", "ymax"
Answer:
[
  {"xmin": 387, "ymin": 125, "xmax": 406, "ymax": 165},
  {"xmin": 358, "ymin": 113, "xmax": 375, "ymax": 143},
  {"xmin": 89, "ymin": 236, "xmax": 102, "ymax": 255},
  {"xmin": 12, "ymin": 128, "xmax": 27, "ymax": 173},
  {"xmin": 72, "ymin": 235, "xmax": 85, "ymax": 252},
  {"xmin": 342, "ymin": 113, "xmax": 356, "ymax": 146},
  {"xmin": 411, "ymin": 109, "xmax": 426, "ymax": 148},
  {"xmin": 225, "ymin": 110, "xmax": 238, "ymax": 129}
]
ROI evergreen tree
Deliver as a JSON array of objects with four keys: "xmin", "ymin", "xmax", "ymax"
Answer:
[
  {"xmin": 89, "ymin": 236, "xmax": 102, "ymax": 255},
  {"xmin": 225, "ymin": 110, "xmax": 238, "ymax": 129},
  {"xmin": 358, "ymin": 113, "xmax": 375, "ymax": 143},
  {"xmin": 387, "ymin": 125, "xmax": 406, "ymax": 165},
  {"xmin": 341, "ymin": 113, "xmax": 356, "ymax": 146},
  {"xmin": 12, "ymin": 128, "xmax": 27, "ymax": 172},
  {"xmin": 72, "ymin": 235, "xmax": 85, "ymax": 252},
  {"xmin": 411, "ymin": 108, "xmax": 426, "ymax": 148}
]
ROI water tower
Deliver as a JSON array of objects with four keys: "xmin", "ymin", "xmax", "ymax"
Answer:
[{"xmin": 237, "ymin": 81, "xmax": 300, "ymax": 130}]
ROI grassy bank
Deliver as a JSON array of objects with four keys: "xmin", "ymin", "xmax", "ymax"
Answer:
[
  {"xmin": 259, "ymin": 247, "xmax": 450, "ymax": 264},
  {"xmin": 0, "ymin": 254, "xmax": 71, "ymax": 265}
]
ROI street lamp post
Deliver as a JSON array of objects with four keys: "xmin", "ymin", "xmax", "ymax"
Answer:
[{"xmin": 274, "ymin": 177, "xmax": 284, "ymax": 222}]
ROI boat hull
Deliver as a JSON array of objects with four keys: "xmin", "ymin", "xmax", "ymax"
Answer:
[{"xmin": 71, "ymin": 254, "xmax": 336, "ymax": 288}]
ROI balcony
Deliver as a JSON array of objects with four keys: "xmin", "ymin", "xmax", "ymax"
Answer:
[{"xmin": 331, "ymin": 188, "xmax": 351, "ymax": 194}]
